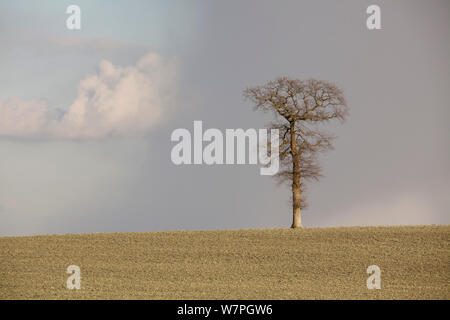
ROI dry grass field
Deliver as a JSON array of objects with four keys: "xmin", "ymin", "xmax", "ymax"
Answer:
[{"xmin": 0, "ymin": 225, "xmax": 449, "ymax": 299}]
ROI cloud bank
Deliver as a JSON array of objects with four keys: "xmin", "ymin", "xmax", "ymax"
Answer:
[
  {"xmin": 0, "ymin": 51, "xmax": 177, "ymax": 139},
  {"xmin": 0, "ymin": 97, "xmax": 48, "ymax": 137}
]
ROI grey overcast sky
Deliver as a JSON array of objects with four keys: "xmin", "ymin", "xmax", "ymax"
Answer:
[{"xmin": 0, "ymin": 0, "xmax": 449, "ymax": 236}]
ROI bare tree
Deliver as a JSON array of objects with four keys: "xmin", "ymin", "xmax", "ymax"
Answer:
[{"xmin": 244, "ymin": 78, "xmax": 348, "ymax": 228}]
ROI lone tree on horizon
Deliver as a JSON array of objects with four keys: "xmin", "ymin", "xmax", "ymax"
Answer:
[{"xmin": 244, "ymin": 78, "xmax": 348, "ymax": 228}]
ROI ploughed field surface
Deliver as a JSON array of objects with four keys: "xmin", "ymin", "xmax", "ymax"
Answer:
[{"xmin": 1, "ymin": 225, "xmax": 449, "ymax": 299}]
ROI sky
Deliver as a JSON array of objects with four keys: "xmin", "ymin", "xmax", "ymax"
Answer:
[{"xmin": 0, "ymin": 0, "xmax": 449, "ymax": 236}]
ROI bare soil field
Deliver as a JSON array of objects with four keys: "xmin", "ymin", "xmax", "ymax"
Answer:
[{"xmin": 0, "ymin": 225, "xmax": 448, "ymax": 299}]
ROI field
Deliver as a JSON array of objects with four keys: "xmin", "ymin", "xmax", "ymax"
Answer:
[{"xmin": 0, "ymin": 225, "xmax": 449, "ymax": 299}]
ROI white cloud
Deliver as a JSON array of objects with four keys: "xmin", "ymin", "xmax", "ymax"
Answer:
[
  {"xmin": 0, "ymin": 97, "xmax": 49, "ymax": 137},
  {"xmin": 0, "ymin": 51, "xmax": 177, "ymax": 139}
]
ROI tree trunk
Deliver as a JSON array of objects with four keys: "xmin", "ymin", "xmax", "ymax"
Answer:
[{"xmin": 290, "ymin": 121, "xmax": 302, "ymax": 228}]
